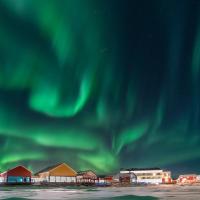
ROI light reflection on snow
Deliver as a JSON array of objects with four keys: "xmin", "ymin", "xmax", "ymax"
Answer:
[{"xmin": 0, "ymin": 185, "xmax": 200, "ymax": 199}]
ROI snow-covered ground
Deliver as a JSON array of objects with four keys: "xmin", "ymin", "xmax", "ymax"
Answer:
[{"xmin": 0, "ymin": 185, "xmax": 199, "ymax": 199}]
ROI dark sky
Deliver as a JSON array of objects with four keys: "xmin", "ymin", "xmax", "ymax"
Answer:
[{"xmin": 0, "ymin": 0, "xmax": 200, "ymax": 176}]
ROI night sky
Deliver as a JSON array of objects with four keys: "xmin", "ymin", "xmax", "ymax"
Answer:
[{"xmin": 0, "ymin": 0, "xmax": 200, "ymax": 175}]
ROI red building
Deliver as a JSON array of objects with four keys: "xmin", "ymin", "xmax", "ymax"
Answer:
[
  {"xmin": 177, "ymin": 174, "xmax": 197, "ymax": 184},
  {"xmin": 77, "ymin": 170, "xmax": 97, "ymax": 184},
  {"xmin": 96, "ymin": 175, "xmax": 112, "ymax": 186},
  {"xmin": 162, "ymin": 171, "xmax": 172, "ymax": 184},
  {"xmin": 104, "ymin": 176, "xmax": 113, "ymax": 183},
  {"xmin": 1, "ymin": 166, "xmax": 32, "ymax": 184},
  {"xmin": 162, "ymin": 177, "xmax": 172, "ymax": 184}
]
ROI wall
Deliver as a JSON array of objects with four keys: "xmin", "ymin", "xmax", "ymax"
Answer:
[
  {"xmin": 49, "ymin": 176, "xmax": 76, "ymax": 183},
  {"xmin": 137, "ymin": 178, "xmax": 162, "ymax": 184}
]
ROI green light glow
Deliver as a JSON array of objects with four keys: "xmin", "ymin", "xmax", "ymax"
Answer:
[{"xmin": 0, "ymin": 0, "xmax": 200, "ymax": 174}]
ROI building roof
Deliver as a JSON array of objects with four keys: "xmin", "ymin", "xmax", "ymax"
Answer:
[
  {"xmin": 35, "ymin": 163, "xmax": 62, "ymax": 175},
  {"xmin": 1, "ymin": 165, "xmax": 32, "ymax": 177},
  {"xmin": 77, "ymin": 170, "xmax": 96, "ymax": 176},
  {"xmin": 179, "ymin": 174, "xmax": 197, "ymax": 177},
  {"xmin": 35, "ymin": 163, "xmax": 77, "ymax": 176},
  {"xmin": 98, "ymin": 175, "xmax": 107, "ymax": 178},
  {"xmin": 121, "ymin": 167, "xmax": 161, "ymax": 171}
]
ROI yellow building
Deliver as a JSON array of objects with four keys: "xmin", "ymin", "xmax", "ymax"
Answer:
[{"xmin": 34, "ymin": 163, "xmax": 77, "ymax": 183}]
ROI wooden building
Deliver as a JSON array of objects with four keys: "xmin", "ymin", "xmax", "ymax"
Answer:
[
  {"xmin": 0, "ymin": 166, "xmax": 32, "ymax": 184},
  {"xmin": 76, "ymin": 170, "xmax": 97, "ymax": 184},
  {"xmin": 95, "ymin": 175, "xmax": 112, "ymax": 186},
  {"xmin": 34, "ymin": 163, "xmax": 77, "ymax": 183},
  {"xmin": 104, "ymin": 175, "xmax": 113, "ymax": 183}
]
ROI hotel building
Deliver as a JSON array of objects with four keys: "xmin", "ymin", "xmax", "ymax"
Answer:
[{"xmin": 120, "ymin": 168, "xmax": 171, "ymax": 184}]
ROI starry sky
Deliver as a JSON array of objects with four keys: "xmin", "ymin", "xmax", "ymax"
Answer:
[{"xmin": 0, "ymin": 0, "xmax": 200, "ymax": 175}]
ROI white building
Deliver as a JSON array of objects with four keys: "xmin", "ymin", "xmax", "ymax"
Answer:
[
  {"xmin": 196, "ymin": 175, "xmax": 200, "ymax": 182},
  {"xmin": 120, "ymin": 168, "xmax": 171, "ymax": 184},
  {"xmin": 0, "ymin": 174, "xmax": 4, "ymax": 183}
]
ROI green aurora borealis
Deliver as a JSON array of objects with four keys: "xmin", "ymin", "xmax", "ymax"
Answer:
[{"xmin": 0, "ymin": 0, "xmax": 200, "ymax": 174}]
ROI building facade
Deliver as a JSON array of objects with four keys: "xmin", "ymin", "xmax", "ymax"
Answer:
[
  {"xmin": 34, "ymin": 163, "xmax": 77, "ymax": 183},
  {"xmin": 177, "ymin": 174, "xmax": 197, "ymax": 184},
  {"xmin": 113, "ymin": 172, "xmax": 137, "ymax": 184},
  {"xmin": 0, "ymin": 174, "xmax": 4, "ymax": 183},
  {"xmin": 0, "ymin": 166, "xmax": 32, "ymax": 184},
  {"xmin": 95, "ymin": 175, "xmax": 112, "ymax": 186},
  {"xmin": 162, "ymin": 171, "xmax": 172, "ymax": 184},
  {"xmin": 120, "ymin": 168, "xmax": 171, "ymax": 184},
  {"xmin": 76, "ymin": 170, "xmax": 97, "ymax": 183}
]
